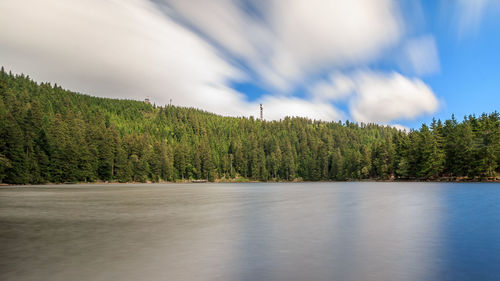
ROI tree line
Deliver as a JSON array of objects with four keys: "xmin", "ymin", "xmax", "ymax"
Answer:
[{"xmin": 0, "ymin": 68, "xmax": 498, "ymax": 184}]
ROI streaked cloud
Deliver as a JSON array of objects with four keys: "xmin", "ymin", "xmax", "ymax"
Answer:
[
  {"xmin": 0, "ymin": 0, "xmax": 440, "ymax": 124},
  {"xmin": 404, "ymin": 35, "xmax": 440, "ymax": 76},
  {"xmin": 391, "ymin": 124, "xmax": 410, "ymax": 132},
  {"xmin": 309, "ymin": 72, "xmax": 355, "ymax": 102},
  {"xmin": 161, "ymin": 0, "xmax": 402, "ymax": 90},
  {"xmin": 258, "ymin": 96, "xmax": 343, "ymax": 121},
  {"xmin": 349, "ymin": 71, "xmax": 439, "ymax": 124},
  {"xmin": 455, "ymin": 0, "xmax": 490, "ymax": 37},
  {"xmin": 308, "ymin": 70, "xmax": 439, "ymax": 124},
  {"xmin": 0, "ymin": 0, "xmax": 241, "ymax": 112}
]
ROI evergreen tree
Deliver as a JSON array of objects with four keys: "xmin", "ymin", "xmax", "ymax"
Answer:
[{"xmin": 0, "ymin": 68, "xmax": 498, "ymax": 183}]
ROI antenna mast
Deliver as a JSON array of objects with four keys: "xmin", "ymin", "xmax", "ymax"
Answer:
[{"xmin": 260, "ymin": 104, "xmax": 263, "ymax": 120}]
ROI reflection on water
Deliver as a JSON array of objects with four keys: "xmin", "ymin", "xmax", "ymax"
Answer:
[{"xmin": 0, "ymin": 182, "xmax": 499, "ymax": 281}]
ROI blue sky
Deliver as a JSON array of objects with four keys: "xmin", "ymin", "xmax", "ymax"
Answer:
[
  {"xmin": 0, "ymin": 0, "xmax": 498, "ymax": 129},
  {"xmin": 398, "ymin": 0, "xmax": 500, "ymax": 128}
]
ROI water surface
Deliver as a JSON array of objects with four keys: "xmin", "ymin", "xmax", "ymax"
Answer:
[{"xmin": 1, "ymin": 182, "xmax": 499, "ymax": 281}]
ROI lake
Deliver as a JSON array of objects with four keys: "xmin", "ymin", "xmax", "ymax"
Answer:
[{"xmin": 1, "ymin": 182, "xmax": 499, "ymax": 281}]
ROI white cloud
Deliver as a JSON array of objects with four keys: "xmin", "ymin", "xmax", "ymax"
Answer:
[
  {"xmin": 0, "ymin": 0, "xmax": 242, "ymax": 113},
  {"xmin": 260, "ymin": 69, "xmax": 440, "ymax": 124},
  {"xmin": 349, "ymin": 71, "xmax": 439, "ymax": 123},
  {"xmin": 0, "ymin": 0, "xmax": 344, "ymax": 121},
  {"xmin": 258, "ymin": 96, "xmax": 343, "ymax": 121},
  {"xmin": 391, "ymin": 124, "xmax": 410, "ymax": 132},
  {"xmin": 0, "ymin": 0, "xmax": 437, "ymax": 125},
  {"xmin": 404, "ymin": 35, "xmax": 440, "ymax": 76},
  {"xmin": 309, "ymin": 72, "xmax": 355, "ymax": 102},
  {"xmin": 455, "ymin": 0, "xmax": 490, "ymax": 37},
  {"xmin": 309, "ymin": 70, "xmax": 439, "ymax": 124},
  {"xmin": 269, "ymin": 0, "xmax": 402, "ymax": 85},
  {"xmin": 159, "ymin": 0, "xmax": 266, "ymax": 60},
  {"xmin": 162, "ymin": 0, "xmax": 403, "ymax": 90}
]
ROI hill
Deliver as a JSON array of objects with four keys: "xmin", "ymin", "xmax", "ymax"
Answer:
[{"xmin": 0, "ymin": 68, "xmax": 498, "ymax": 184}]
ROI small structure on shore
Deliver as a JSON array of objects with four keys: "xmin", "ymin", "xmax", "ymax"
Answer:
[{"xmin": 192, "ymin": 179, "xmax": 208, "ymax": 183}]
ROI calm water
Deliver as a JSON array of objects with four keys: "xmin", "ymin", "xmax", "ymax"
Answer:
[{"xmin": 1, "ymin": 182, "xmax": 499, "ymax": 281}]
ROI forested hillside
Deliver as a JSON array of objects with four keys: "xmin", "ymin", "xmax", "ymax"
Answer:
[{"xmin": 1, "ymin": 68, "xmax": 499, "ymax": 184}]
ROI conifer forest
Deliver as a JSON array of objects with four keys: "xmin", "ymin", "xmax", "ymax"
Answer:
[{"xmin": 1, "ymin": 69, "xmax": 498, "ymax": 184}]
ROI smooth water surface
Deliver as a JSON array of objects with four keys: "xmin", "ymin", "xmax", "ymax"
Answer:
[{"xmin": 1, "ymin": 182, "xmax": 499, "ymax": 281}]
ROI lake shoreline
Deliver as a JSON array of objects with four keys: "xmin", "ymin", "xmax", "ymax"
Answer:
[{"xmin": 2, "ymin": 177, "xmax": 499, "ymax": 186}]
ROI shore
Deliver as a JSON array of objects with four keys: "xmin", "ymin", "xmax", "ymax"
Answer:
[{"xmin": 1, "ymin": 176, "xmax": 499, "ymax": 186}]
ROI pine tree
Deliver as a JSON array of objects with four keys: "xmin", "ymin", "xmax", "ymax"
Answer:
[
  {"xmin": 417, "ymin": 124, "xmax": 445, "ymax": 179},
  {"xmin": 3, "ymin": 114, "xmax": 27, "ymax": 183},
  {"xmin": 0, "ymin": 69, "xmax": 498, "ymax": 184}
]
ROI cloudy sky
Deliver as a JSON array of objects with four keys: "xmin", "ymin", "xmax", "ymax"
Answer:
[{"xmin": 1, "ymin": 0, "xmax": 499, "ymax": 128}]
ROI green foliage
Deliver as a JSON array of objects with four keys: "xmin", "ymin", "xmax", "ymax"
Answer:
[{"xmin": 0, "ymin": 68, "xmax": 498, "ymax": 183}]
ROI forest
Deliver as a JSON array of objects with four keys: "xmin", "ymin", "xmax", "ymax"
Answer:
[{"xmin": 0, "ymin": 68, "xmax": 499, "ymax": 184}]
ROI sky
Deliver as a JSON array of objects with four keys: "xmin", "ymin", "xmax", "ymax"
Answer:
[{"xmin": 0, "ymin": 0, "xmax": 499, "ymax": 129}]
